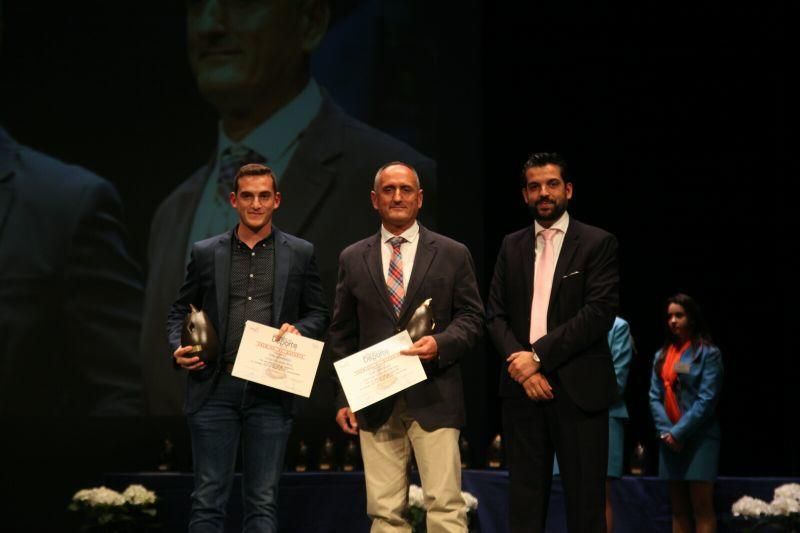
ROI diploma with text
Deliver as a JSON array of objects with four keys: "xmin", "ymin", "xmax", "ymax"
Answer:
[
  {"xmin": 333, "ymin": 331, "xmax": 427, "ymax": 412},
  {"xmin": 232, "ymin": 321, "xmax": 324, "ymax": 397}
]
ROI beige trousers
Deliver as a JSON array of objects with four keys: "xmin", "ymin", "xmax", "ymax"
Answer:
[{"xmin": 359, "ymin": 397, "xmax": 467, "ymax": 533}]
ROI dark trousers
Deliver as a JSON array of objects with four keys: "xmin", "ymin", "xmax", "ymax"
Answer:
[
  {"xmin": 187, "ymin": 372, "xmax": 292, "ymax": 533},
  {"xmin": 503, "ymin": 378, "xmax": 609, "ymax": 533}
]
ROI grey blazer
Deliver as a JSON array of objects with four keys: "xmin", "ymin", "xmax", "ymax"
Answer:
[{"xmin": 328, "ymin": 225, "xmax": 484, "ymax": 431}]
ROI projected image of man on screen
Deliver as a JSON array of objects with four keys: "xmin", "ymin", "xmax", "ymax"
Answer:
[{"xmin": 141, "ymin": 0, "xmax": 437, "ymax": 416}]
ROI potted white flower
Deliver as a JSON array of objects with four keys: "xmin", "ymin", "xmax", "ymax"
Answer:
[
  {"xmin": 405, "ymin": 484, "xmax": 479, "ymax": 532},
  {"xmin": 68, "ymin": 484, "xmax": 158, "ymax": 532},
  {"xmin": 730, "ymin": 482, "xmax": 800, "ymax": 532}
]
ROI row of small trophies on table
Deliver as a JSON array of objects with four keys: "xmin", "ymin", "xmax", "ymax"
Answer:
[
  {"xmin": 157, "ymin": 433, "xmax": 649, "ymax": 474},
  {"xmin": 286, "ymin": 435, "xmax": 651, "ymax": 474},
  {"xmin": 288, "ymin": 435, "xmax": 507, "ymax": 473}
]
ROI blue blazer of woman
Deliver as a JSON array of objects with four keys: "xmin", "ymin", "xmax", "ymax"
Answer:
[
  {"xmin": 608, "ymin": 317, "xmax": 633, "ymax": 419},
  {"xmin": 649, "ymin": 342, "xmax": 723, "ymax": 443}
]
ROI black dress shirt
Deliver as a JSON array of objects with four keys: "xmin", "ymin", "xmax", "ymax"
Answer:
[{"xmin": 223, "ymin": 227, "xmax": 275, "ymax": 363}]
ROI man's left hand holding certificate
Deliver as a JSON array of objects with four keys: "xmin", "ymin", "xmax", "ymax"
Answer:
[
  {"xmin": 232, "ymin": 320, "xmax": 324, "ymax": 397},
  {"xmin": 333, "ymin": 331, "xmax": 427, "ymax": 412}
]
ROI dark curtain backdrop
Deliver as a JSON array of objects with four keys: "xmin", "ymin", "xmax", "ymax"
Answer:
[
  {"xmin": 0, "ymin": 1, "xmax": 793, "ymax": 527},
  {"xmin": 481, "ymin": 1, "xmax": 792, "ymax": 476}
]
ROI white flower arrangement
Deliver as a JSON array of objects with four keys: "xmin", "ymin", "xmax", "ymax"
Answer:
[
  {"xmin": 121, "ymin": 484, "xmax": 157, "ymax": 506},
  {"xmin": 732, "ymin": 496, "xmax": 771, "ymax": 518},
  {"xmin": 408, "ymin": 484, "xmax": 425, "ymax": 508},
  {"xmin": 406, "ymin": 484, "xmax": 479, "ymax": 532},
  {"xmin": 69, "ymin": 484, "xmax": 158, "ymax": 531},
  {"xmin": 775, "ymin": 483, "xmax": 800, "ymax": 502},
  {"xmin": 769, "ymin": 496, "xmax": 800, "ymax": 517},
  {"xmin": 461, "ymin": 490, "xmax": 479, "ymax": 512},
  {"xmin": 731, "ymin": 482, "xmax": 800, "ymax": 529},
  {"xmin": 72, "ymin": 487, "xmax": 125, "ymax": 507}
]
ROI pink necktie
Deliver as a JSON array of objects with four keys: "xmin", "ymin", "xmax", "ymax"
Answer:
[
  {"xmin": 386, "ymin": 237, "xmax": 406, "ymax": 318},
  {"xmin": 530, "ymin": 229, "xmax": 557, "ymax": 344}
]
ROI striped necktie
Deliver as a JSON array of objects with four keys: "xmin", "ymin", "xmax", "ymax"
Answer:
[{"xmin": 386, "ymin": 236, "xmax": 406, "ymax": 318}]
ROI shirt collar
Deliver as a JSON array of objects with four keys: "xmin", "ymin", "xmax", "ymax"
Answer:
[
  {"xmin": 381, "ymin": 221, "xmax": 420, "ymax": 244},
  {"xmin": 533, "ymin": 211, "xmax": 570, "ymax": 237},
  {"xmin": 232, "ymin": 224, "xmax": 274, "ymax": 249},
  {"xmin": 216, "ymin": 78, "xmax": 323, "ymax": 166}
]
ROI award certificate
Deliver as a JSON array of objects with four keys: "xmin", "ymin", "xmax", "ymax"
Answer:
[
  {"xmin": 232, "ymin": 321, "xmax": 324, "ymax": 397},
  {"xmin": 333, "ymin": 331, "xmax": 427, "ymax": 412}
]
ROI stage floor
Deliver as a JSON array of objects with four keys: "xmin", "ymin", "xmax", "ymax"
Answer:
[{"xmin": 104, "ymin": 471, "xmax": 797, "ymax": 532}]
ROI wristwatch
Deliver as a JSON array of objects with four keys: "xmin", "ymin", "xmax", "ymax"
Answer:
[{"xmin": 530, "ymin": 349, "xmax": 540, "ymax": 363}]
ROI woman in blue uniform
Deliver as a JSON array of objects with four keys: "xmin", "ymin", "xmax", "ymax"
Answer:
[{"xmin": 649, "ymin": 293, "xmax": 723, "ymax": 533}]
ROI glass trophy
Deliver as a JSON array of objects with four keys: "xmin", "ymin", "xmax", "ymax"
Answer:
[
  {"xmin": 459, "ymin": 435, "xmax": 471, "ymax": 469},
  {"xmin": 294, "ymin": 440, "xmax": 309, "ymax": 472},
  {"xmin": 318, "ymin": 437, "xmax": 336, "ymax": 472},
  {"xmin": 342, "ymin": 439, "xmax": 360, "ymax": 472},
  {"xmin": 486, "ymin": 434, "xmax": 504, "ymax": 469},
  {"xmin": 629, "ymin": 442, "xmax": 647, "ymax": 475}
]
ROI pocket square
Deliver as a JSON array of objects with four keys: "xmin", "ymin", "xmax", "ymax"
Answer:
[{"xmin": 562, "ymin": 270, "xmax": 581, "ymax": 279}]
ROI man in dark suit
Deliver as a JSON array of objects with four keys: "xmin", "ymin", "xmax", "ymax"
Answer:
[
  {"xmin": 330, "ymin": 162, "xmax": 482, "ymax": 532},
  {"xmin": 0, "ymin": 126, "xmax": 144, "ymax": 531},
  {"xmin": 487, "ymin": 152, "xmax": 619, "ymax": 532},
  {"xmin": 142, "ymin": 0, "xmax": 436, "ymax": 416},
  {"xmin": 0, "ymin": 127, "xmax": 143, "ymax": 416},
  {"xmin": 167, "ymin": 164, "xmax": 328, "ymax": 532}
]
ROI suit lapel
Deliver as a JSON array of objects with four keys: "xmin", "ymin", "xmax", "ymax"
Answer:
[
  {"xmin": 683, "ymin": 343, "xmax": 701, "ymax": 363},
  {"xmin": 518, "ymin": 227, "xmax": 535, "ymax": 308},
  {"xmin": 397, "ymin": 227, "xmax": 436, "ymax": 324},
  {"xmin": 163, "ymin": 163, "xmax": 213, "ymax": 275},
  {"xmin": 549, "ymin": 222, "xmax": 580, "ymax": 309},
  {"xmin": 0, "ymin": 174, "xmax": 14, "ymax": 241},
  {"xmin": 272, "ymin": 227, "xmax": 291, "ymax": 326},
  {"xmin": 363, "ymin": 233, "xmax": 396, "ymax": 320},
  {"xmin": 274, "ymin": 97, "xmax": 342, "ymax": 235},
  {"xmin": 0, "ymin": 132, "xmax": 19, "ymax": 240},
  {"xmin": 214, "ymin": 233, "xmax": 232, "ymax": 340}
]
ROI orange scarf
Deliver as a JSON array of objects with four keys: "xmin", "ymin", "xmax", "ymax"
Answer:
[{"xmin": 661, "ymin": 340, "xmax": 690, "ymax": 424}]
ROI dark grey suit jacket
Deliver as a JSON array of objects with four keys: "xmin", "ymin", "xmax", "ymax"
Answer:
[
  {"xmin": 165, "ymin": 227, "xmax": 329, "ymax": 415},
  {"xmin": 142, "ymin": 96, "xmax": 437, "ymax": 415},
  {"xmin": 328, "ymin": 225, "xmax": 484, "ymax": 432},
  {"xmin": 487, "ymin": 218, "xmax": 620, "ymax": 412},
  {"xmin": 0, "ymin": 127, "xmax": 143, "ymax": 416}
]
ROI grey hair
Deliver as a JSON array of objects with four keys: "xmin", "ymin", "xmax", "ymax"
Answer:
[{"xmin": 373, "ymin": 161, "xmax": 421, "ymax": 191}]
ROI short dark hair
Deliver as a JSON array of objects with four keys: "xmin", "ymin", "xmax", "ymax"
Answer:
[
  {"xmin": 520, "ymin": 152, "xmax": 570, "ymax": 186},
  {"xmin": 234, "ymin": 163, "xmax": 278, "ymax": 194}
]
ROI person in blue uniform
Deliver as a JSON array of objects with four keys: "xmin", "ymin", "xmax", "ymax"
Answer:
[{"xmin": 649, "ymin": 293, "xmax": 723, "ymax": 533}]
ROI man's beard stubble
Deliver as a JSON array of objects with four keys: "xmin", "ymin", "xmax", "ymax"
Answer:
[{"xmin": 527, "ymin": 199, "xmax": 567, "ymax": 223}]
